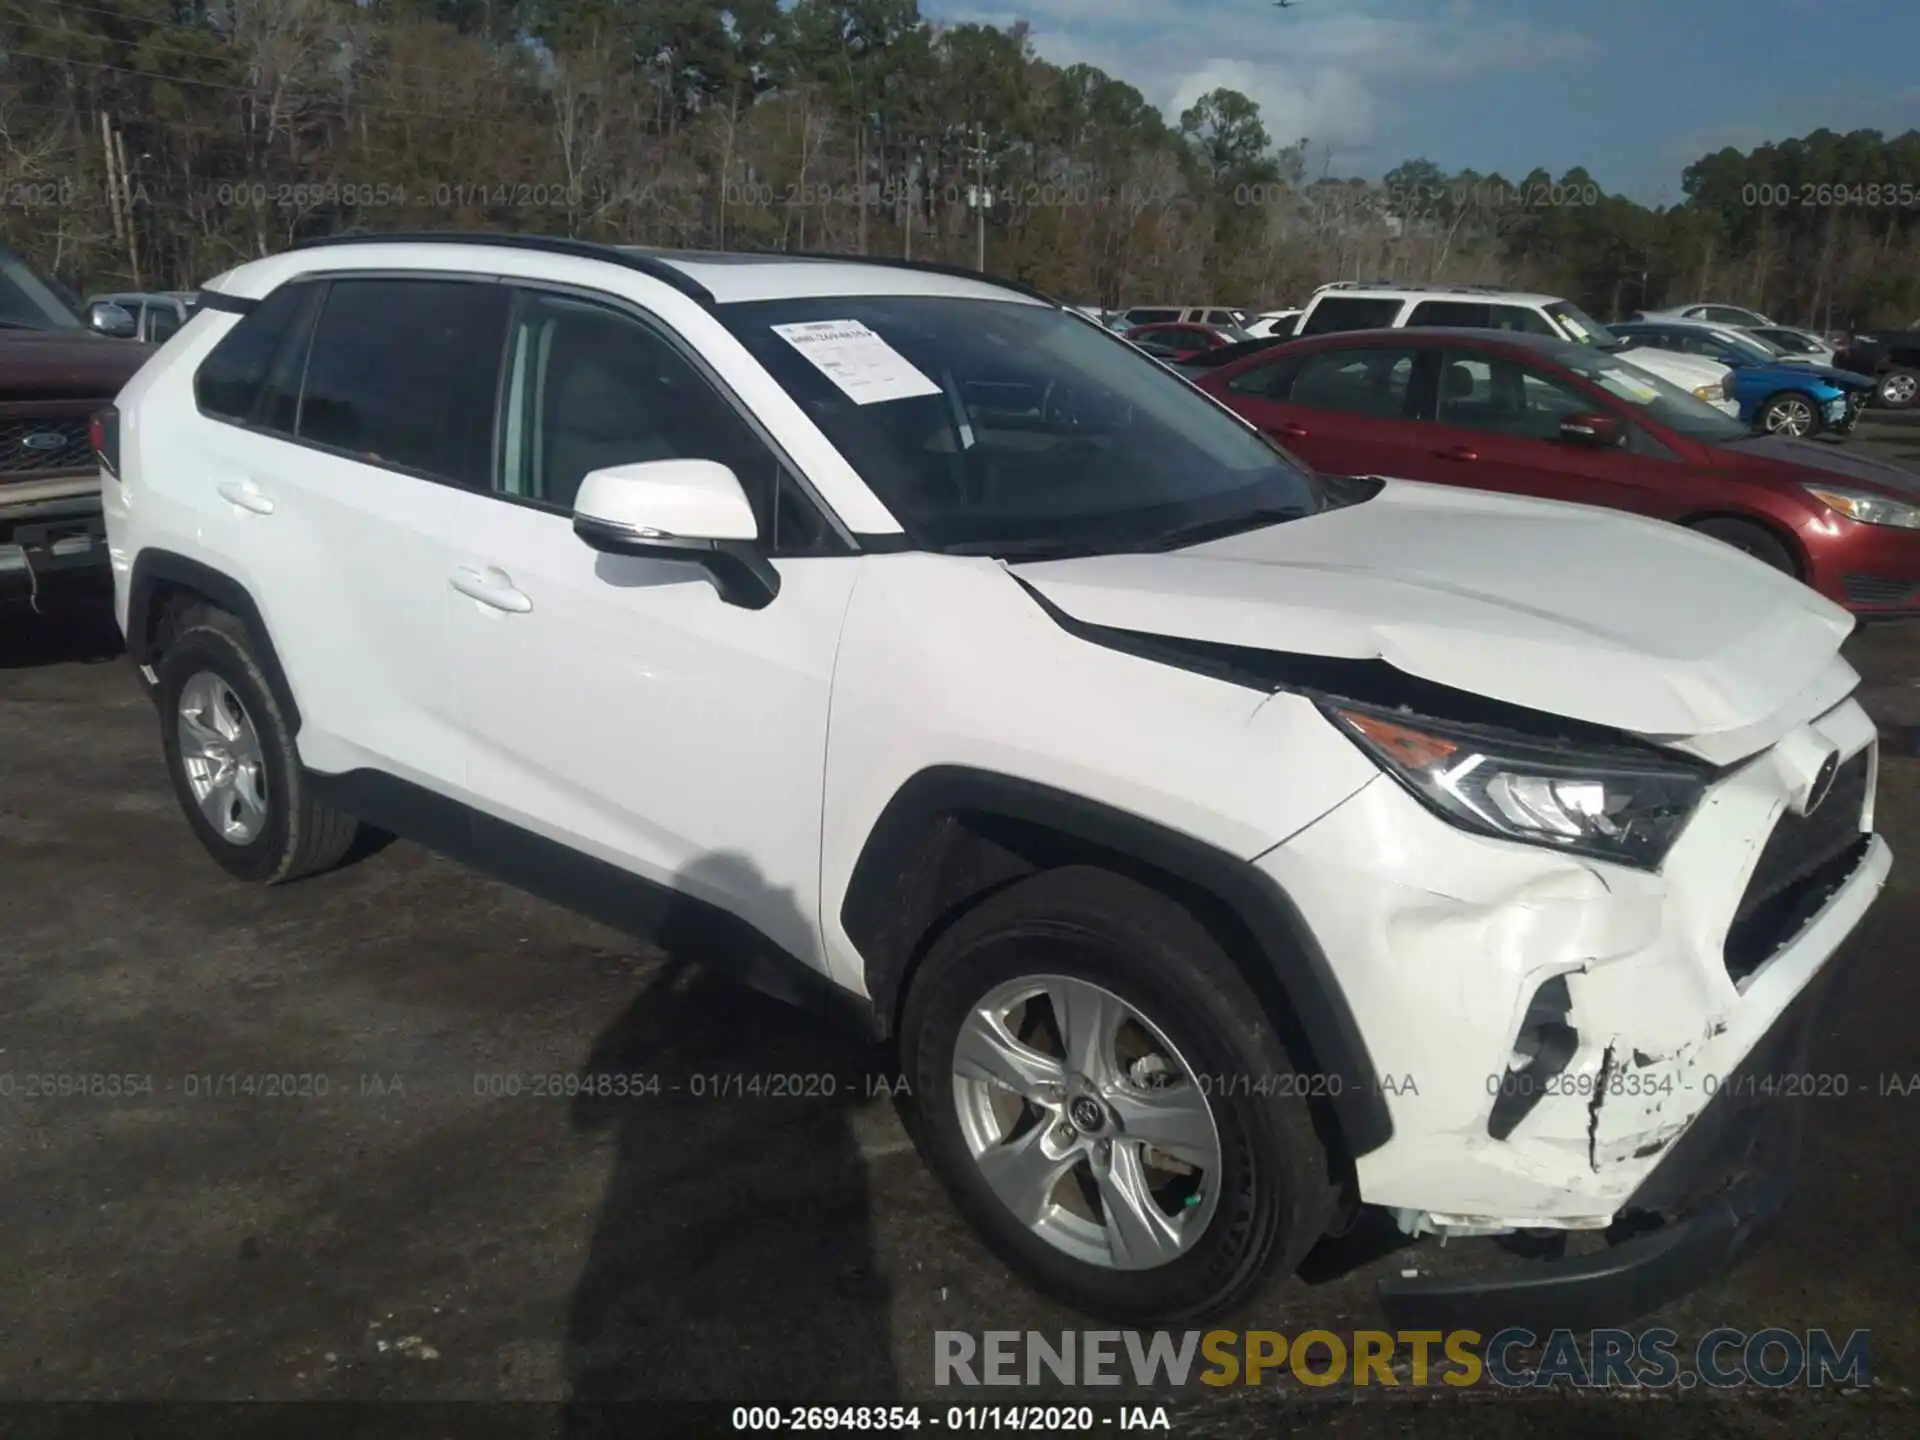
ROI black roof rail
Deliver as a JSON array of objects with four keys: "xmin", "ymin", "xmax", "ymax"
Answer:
[
  {"xmin": 287, "ymin": 230, "xmax": 717, "ymax": 306},
  {"xmin": 761, "ymin": 248, "xmax": 1064, "ymax": 308}
]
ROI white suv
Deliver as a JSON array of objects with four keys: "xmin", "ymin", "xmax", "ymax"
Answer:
[
  {"xmin": 102, "ymin": 235, "xmax": 1887, "ymax": 1328},
  {"xmin": 1296, "ymin": 284, "xmax": 1742, "ymax": 417}
]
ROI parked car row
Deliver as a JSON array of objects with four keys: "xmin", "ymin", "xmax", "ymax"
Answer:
[{"xmin": 88, "ymin": 233, "xmax": 1889, "ymax": 1337}]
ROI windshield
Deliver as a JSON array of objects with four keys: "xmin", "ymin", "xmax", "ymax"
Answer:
[
  {"xmin": 0, "ymin": 247, "xmax": 83, "ymax": 330},
  {"xmin": 1544, "ymin": 302, "xmax": 1618, "ymax": 349},
  {"xmin": 1722, "ymin": 328, "xmax": 1786, "ymax": 359},
  {"xmin": 721, "ymin": 296, "xmax": 1322, "ymax": 557},
  {"xmin": 1560, "ymin": 350, "xmax": 1751, "ymax": 444}
]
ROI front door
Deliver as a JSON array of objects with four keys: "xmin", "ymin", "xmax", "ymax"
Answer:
[{"xmin": 443, "ymin": 285, "xmax": 856, "ymax": 973}]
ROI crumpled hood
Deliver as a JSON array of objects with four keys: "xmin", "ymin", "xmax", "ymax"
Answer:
[{"xmin": 1011, "ymin": 479, "xmax": 1854, "ymax": 740}]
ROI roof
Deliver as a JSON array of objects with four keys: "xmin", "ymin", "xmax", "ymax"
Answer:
[
  {"xmin": 266, "ymin": 232, "xmax": 1053, "ymax": 309},
  {"xmin": 1307, "ymin": 285, "xmax": 1565, "ymax": 307},
  {"xmin": 1281, "ymin": 325, "xmax": 1592, "ymax": 360}
]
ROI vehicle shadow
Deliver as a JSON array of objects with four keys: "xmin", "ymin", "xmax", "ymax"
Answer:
[
  {"xmin": 561, "ymin": 852, "xmax": 898, "ymax": 1431},
  {"xmin": 0, "ymin": 597, "xmax": 123, "ymax": 671}
]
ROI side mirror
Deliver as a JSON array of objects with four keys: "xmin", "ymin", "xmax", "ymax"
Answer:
[
  {"xmin": 1559, "ymin": 412, "xmax": 1625, "ymax": 448},
  {"xmin": 86, "ymin": 301, "xmax": 137, "ymax": 339},
  {"xmin": 572, "ymin": 458, "xmax": 779, "ymax": 609}
]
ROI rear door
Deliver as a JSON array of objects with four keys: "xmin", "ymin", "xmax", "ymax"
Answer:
[
  {"xmin": 1217, "ymin": 341, "xmax": 1436, "ymax": 477},
  {"xmin": 1418, "ymin": 347, "xmax": 1666, "ymax": 513},
  {"xmin": 193, "ymin": 274, "xmax": 506, "ymax": 790}
]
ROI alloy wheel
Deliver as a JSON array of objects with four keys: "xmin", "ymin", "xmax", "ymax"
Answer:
[
  {"xmin": 1763, "ymin": 396, "xmax": 1815, "ymax": 437},
  {"xmin": 176, "ymin": 671, "xmax": 270, "ymax": 844},
  {"xmin": 950, "ymin": 974, "xmax": 1223, "ymax": 1270},
  {"xmin": 1883, "ymin": 373, "xmax": 1918, "ymax": 406}
]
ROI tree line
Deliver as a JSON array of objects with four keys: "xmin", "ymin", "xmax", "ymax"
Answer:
[{"xmin": 3, "ymin": 0, "xmax": 1918, "ymax": 328}]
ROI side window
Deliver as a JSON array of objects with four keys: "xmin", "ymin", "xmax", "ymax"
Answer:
[
  {"xmin": 1704, "ymin": 306, "xmax": 1752, "ymax": 325},
  {"xmin": 1288, "ymin": 347, "xmax": 1418, "ymax": 418},
  {"xmin": 495, "ymin": 290, "xmax": 833, "ymax": 554},
  {"xmin": 1436, "ymin": 351, "xmax": 1594, "ymax": 439},
  {"xmin": 1297, "ymin": 297, "xmax": 1404, "ymax": 336},
  {"xmin": 1488, "ymin": 305, "xmax": 1556, "ymax": 336},
  {"xmin": 297, "ymin": 278, "xmax": 509, "ymax": 486},
  {"xmin": 194, "ymin": 282, "xmax": 312, "ymax": 421},
  {"xmin": 1227, "ymin": 354, "xmax": 1303, "ymax": 399},
  {"xmin": 147, "ymin": 303, "xmax": 183, "ymax": 343},
  {"xmin": 1405, "ymin": 301, "xmax": 1488, "ymax": 328}
]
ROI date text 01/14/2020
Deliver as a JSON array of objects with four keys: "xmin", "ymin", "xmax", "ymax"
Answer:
[{"xmin": 729, "ymin": 1405, "xmax": 1172, "ymax": 1432}]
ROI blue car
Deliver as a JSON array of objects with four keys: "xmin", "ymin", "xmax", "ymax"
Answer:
[{"xmin": 1607, "ymin": 318, "xmax": 1875, "ymax": 438}]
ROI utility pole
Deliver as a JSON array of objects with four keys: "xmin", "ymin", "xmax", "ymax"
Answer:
[{"xmin": 962, "ymin": 122, "xmax": 991, "ymax": 272}]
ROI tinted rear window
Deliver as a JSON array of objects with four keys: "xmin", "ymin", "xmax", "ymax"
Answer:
[
  {"xmin": 296, "ymin": 279, "xmax": 509, "ymax": 485},
  {"xmin": 1299, "ymin": 297, "xmax": 1403, "ymax": 335}
]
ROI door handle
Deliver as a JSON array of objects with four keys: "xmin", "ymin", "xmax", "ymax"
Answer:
[
  {"xmin": 450, "ymin": 566, "xmax": 532, "ymax": 614},
  {"xmin": 1275, "ymin": 421, "xmax": 1310, "ymax": 438},
  {"xmin": 1432, "ymin": 445, "xmax": 1479, "ymax": 461},
  {"xmin": 216, "ymin": 480, "xmax": 275, "ymax": 515}
]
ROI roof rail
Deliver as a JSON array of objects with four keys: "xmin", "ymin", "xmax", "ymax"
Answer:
[
  {"xmin": 287, "ymin": 230, "xmax": 717, "ymax": 306},
  {"xmin": 764, "ymin": 248, "xmax": 1064, "ymax": 308}
]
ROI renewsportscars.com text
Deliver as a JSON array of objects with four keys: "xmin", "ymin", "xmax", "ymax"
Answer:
[{"xmin": 934, "ymin": 1328, "xmax": 1870, "ymax": 1389}]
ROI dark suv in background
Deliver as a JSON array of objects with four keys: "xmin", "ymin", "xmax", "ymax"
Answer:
[{"xmin": 1, "ymin": 246, "xmax": 153, "ymax": 615}]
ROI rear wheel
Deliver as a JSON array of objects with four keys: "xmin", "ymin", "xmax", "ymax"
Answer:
[
  {"xmin": 1689, "ymin": 517, "xmax": 1796, "ymax": 576},
  {"xmin": 897, "ymin": 865, "xmax": 1334, "ymax": 1323},
  {"xmin": 156, "ymin": 605, "xmax": 358, "ymax": 883},
  {"xmin": 1757, "ymin": 391, "xmax": 1820, "ymax": 438},
  {"xmin": 1878, "ymin": 368, "xmax": 1920, "ymax": 410}
]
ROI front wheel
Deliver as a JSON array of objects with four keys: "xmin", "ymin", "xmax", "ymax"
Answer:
[
  {"xmin": 897, "ymin": 866, "xmax": 1334, "ymax": 1323},
  {"xmin": 1689, "ymin": 517, "xmax": 1797, "ymax": 577},
  {"xmin": 1878, "ymin": 368, "xmax": 1920, "ymax": 410},
  {"xmin": 1757, "ymin": 392, "xmax": 1821, "ymax": 438}
]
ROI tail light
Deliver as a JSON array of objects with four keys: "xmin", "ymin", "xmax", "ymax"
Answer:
[{"xmin": 90, "ymin": 406, "xmax": 119, "ymax": 476}]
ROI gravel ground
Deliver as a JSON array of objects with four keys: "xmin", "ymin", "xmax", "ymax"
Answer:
[{"xmin": 1, "ymin": 423, "xmax": 1917, "ymax": 1437}]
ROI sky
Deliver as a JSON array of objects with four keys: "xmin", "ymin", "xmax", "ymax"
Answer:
[{"xmin": 928, "ymin": 0, "xmax": 1920, "ymax": 205}]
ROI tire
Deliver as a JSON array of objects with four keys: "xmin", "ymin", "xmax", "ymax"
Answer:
[
  {"xmin": 1689, "ymin": 517, "xmax": 1797, "ymax": 576},
  {"xmin": 1877, "ymin": 368, "xmax": 1920, "ymax": 410},
  {"xmin": 897, "ymin": 865, "xmax": 1334, "ymax": 1323},
  {"xmin": 156, "ymin": 604, "xmax": 357, "ymax": 884},
  {"xmin": 1756, "ymin": 391, "xmax": 1821, "ymax": 438}
]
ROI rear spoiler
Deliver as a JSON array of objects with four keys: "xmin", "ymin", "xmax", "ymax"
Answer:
[{"xmin": 194, "ymin": 288, "xmax": 257, "ymax": 316}]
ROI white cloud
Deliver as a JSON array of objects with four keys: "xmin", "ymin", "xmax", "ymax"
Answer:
[{"xmin": 934, "ymin": 0, "xmax": 1595, "ymax": 171}]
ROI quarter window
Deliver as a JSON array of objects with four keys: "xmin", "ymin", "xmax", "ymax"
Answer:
[
  {"xmin": 297, "ymin": 278, "xmax": 508, "ymax": 486},
  {"xmin": 494, "ymin": 290, "xmax": 833, "ymax": 553}
]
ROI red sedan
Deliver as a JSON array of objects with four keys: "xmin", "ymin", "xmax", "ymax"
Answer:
[
  {"xmin": 1195, "ymin": 327, "xmax": 1920, "ymax": 616},
  {"xmin": 1124, "ymin": 322, "xmax": 1238, "ymax": 363}
]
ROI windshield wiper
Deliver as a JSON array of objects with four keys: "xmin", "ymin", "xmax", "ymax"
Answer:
[{"xmin": 1137, "ymin": 504, "xmax": 1313, "ymax": 552}]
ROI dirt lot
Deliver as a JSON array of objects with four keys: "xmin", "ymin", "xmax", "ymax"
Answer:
[{"xmin": 2, "ymin": 426, "xmax": 1918, "ymax": 1436}]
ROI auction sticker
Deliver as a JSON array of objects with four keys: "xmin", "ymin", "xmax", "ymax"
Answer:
[{"xmin": 772, "ymin": 319, "xmax": 942, "ymax": 405}]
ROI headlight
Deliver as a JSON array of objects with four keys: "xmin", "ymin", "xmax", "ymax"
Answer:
[
  {"xmin": 1802, "ymin": 484, "xmax": 1920, "ymax": 529},
  {"xmin": 1691, "ymin": 384, "xmax": 1717, "ymax": 403},
  {"xmin": 1323, "ymin": 702, "xmax": 1709, "ymax": 868}
]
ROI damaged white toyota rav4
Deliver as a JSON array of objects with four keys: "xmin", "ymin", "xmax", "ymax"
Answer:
[{"xmin": 101, "ymin": 234, "xmax": 1888, "ymax": 1328}]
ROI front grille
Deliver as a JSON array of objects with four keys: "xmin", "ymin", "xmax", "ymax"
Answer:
[
  {"xmin": 0, "ymin": 416, "xmax": 91, "ymax": 477},
  {"xmin": 1723, "ymin": 749, "xmax": 1872, "ymax": 982},
  {"xmin": 1842, "ymin": 574, "xmax": 1918, "ymax": 607}
]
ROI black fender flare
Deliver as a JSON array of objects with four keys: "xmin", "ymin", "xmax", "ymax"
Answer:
[
  {"xmin": 126, "ymin": 549, "xmax": 302, "ymax": 733},
  {"xmin": 840, "ymin": 765, "xmax": 1393, "ymax": 1158}
]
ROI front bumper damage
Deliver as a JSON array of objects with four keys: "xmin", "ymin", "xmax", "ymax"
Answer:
[{"xmin": 1256, "ymin": 695, "xmax": 1888, "ymax": 1327}]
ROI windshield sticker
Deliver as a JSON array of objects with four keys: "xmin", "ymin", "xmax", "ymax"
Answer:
[
  {"xmin": 772, "ymin": 319, "xmax": 942, "ymax": 405},
  {"xmin": 1558, "ymin": 314, "xmax": 1590, "ymax": 339}
]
